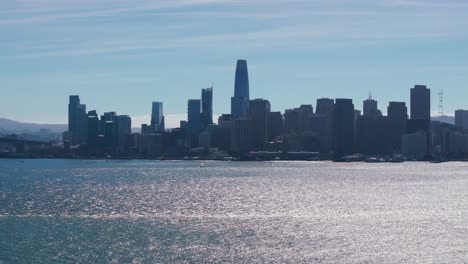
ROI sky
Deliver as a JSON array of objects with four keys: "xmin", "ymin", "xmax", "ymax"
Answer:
[{"xmin": 1, "ymin": 0, "xmax": 468, "ymax": 128}]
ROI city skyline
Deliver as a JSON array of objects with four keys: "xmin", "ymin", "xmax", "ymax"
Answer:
[{"xmin": 2, "ymin": 0, "xmax": 468, "ymax": 125}]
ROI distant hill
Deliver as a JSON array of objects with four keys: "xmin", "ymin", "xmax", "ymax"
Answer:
[
  {"xmin": 0, "ymin": 118, "xmax": 67, "ymax": 134},
  {"xmin": 431, "ymin": 115, "xmax": 455, "ymax": 125}
]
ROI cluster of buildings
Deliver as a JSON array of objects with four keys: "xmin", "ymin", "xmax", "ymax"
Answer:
[{"xmin": 64, "ymin": 60, "xmax": 468, "ymax": 161}]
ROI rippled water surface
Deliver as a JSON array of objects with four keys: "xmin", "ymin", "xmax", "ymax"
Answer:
[{"xmin": 0, "ymin": 159, "xmax": 467, "ymax": 263}]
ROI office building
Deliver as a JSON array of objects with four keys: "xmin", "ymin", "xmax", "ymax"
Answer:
[
  {"xmin": 86, "ymin": 110, "xmax": 99, "ymax": 146},
  {"xmin": 151, "ymin": 102, "xmax": 164, "ymax": 132},
  {"xmin": 388, "ymin": 102, "xmax": 408, "ymax": 120},
  {"xmin": 363, "ymin": 94, "xmax": 381, "ymax": 119},
  {"xmin": 187, "ymin": 99, "xmax": 202, "ymax": 147},
  {"xmin": 231, "ymin": 118, "xmax": 254, "ymax": 154},
  {"xmin": 249, "ymin": 99, "xmax": 271, "ymax": 150},
  {"xmin": 316, "ymin": 98, "xmax": 334, "ymax": 115},
  {"xmin": 333, "ymin": 99, "xmax": 355, "ymax": 160},
  {"xmin": 402, "ymin": 133, "xmax": 427, "ymax": 158},
  {"xmin": 268, "ymin": 112, "xmax": 283, "ymax": 141},
  {"xmin": 410, "ymin": 85, "xmax": 431, "ymax": 120},
  {"xmin": 116, "ymin": 115, "xmax": 132, "ymax": 151},
  {"xmin": 68, "ymin": 95, "xmax": 87, "ymax": 145},
  {"xmin": 455, "ymin": 110, "xmax": 468, "ymax": 130},
  {"xmin": 201, "ymin": 87, "xmax": 213, "ymax": 128},
  {"xmin": 231, "ymin": 60, "xmax": 250, "ymax": 118}
]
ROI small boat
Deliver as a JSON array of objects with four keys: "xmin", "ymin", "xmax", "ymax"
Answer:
[
  {"xmin": 365, "ymin": 157, "xmax": 385, "ymax": 163},
  {"xmin": 200, "ymin": 162, "xmax": 206, "ymax": 168}
]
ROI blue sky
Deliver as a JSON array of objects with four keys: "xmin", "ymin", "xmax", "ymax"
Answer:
[{"xmin": 1, "ymin": 0, "xmax": 468, "ymax": 127}]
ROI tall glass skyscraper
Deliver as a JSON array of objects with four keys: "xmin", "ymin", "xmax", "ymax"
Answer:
[
  {"xmin": 151, "ymin": 102, "xmax": 164, "ymax": 132},
  {"xmin": 201, "ymin": 87, "xmax": 213, "ymax": 127},
  {"xmin": 68, "ymin": 95, "xmax": 87, "ymax": 145},
  {"xmin": 231, "ymin": 60, "xmax": 250, "ymax": 118}
]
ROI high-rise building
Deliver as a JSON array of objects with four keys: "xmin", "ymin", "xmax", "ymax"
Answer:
[
  {"xmin": 388, "ymin": 102, "xmax": 408, "ymax": 120},
  {"xmin": 104, "ymin": 120, "xmax": 118, "ymax": 150},
  {"xmin": 151, "ymin": 102, "xmax": 164, "ymax": 132},
  {"xmin": 68, "ymin": 95, "xmax": 80, "ymax": 135},
  {"xmin": 316, "ymin": 98, "xmax": 334, "ymax": 115},
  {"xmin": 116, "ymin": 115, "xmax": 132, "ymax": 151},
  {"xmin": 86, "ymin": 110, "xmax": 99, "ymax": 146},
  {"xmin": 68, "ymin": 95, "xmax": 87, "ymax": 145},
  {"xmin": 201, "ymin": 87, "xmax": 213, "ymax": 127},
  {"xmin": 231, "ymin": 118, "xmax": 254, "ymax": 154},
  {"xmin": 333, "ymin": 99, "xmax": 355, "ymax": 160},
  {"xmin": 410, "ymin": 85, "xmax": 431, "ymax": 120},
  {"xmin": 231, "ymin": 60, "xmax": 250, "ymax": 118},
  {"xmin": 249, "ymin": 99, "xmax": 270, "ymax": 150},
  {"xmin": 363, "ymin": 94, "xmax": 381, "ymax": 118},
  {"xmin": 187, "ymin": 99, "xmax": 202, "ymax": 140},
  {"xmin": 268, "ymin": 112, "xmax": 283, "ymax": 141},
  {"xmin": 455, "ymin": 110, "xmax": 468, "ymax": 130}
]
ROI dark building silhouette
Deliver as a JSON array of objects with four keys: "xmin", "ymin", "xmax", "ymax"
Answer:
[
  {"xmin": 388, "ymin": 102, "xmax": 408, "ymax": 120},
  {"xmin": 268, "ymin": 112, "xmax": 283, "ymax": 141},
  {"xmin": 316, "ymin": 98, "xmax": 334, "ymax": 115},
  {"xmin": 116, "ymin": 115, "xmax": 131, "ymax": 151},
  {"xmin": 231, "ymin": 60, "xmax": 250, "ymax": 118},
  {"xmin": 333, "ymin": 99, "xmax": 355, "ymax": 160},
  {"xmin": 231, "ymin": 118, "xmax": 254, "ymax": 154},
  {"xmin": 363, "ymin": 94, "xmax": 382, "ymax": 119},
  {"xmin": 187, "ymin": 99, "xmax": 202, "ymax": 146},
  {"xmin": 410, "ymin": 85, "xmax": 431, "ymax": 120},
  {"xmin": 455, "ymin": 110, "xmax": 468, "ymax": 130},
  {"xmin": 86, "ymin": 110, "xmax": 99, "ymax": 146},
  {"xmin": 249, "ymin": 99, "xmax": 270, "ymax": 150},
  {"xmin": 214, "ymin": 114, "xmax": 233, "ymax": 151},
  {"xmin": 151, "ymin": 102, "xmax": 164, "ymax": 132},
  {"xmin": 356, "ymin": 116, "xmax": 402, "ymax": 155},
  {"xmin": 409, "ymin": 85, "xmax": 431, "ymax": 152},
  {"xmin": 201, "ymin": 87, "xmax": 213, "ymax": 128},
  {"xmin": 68, "ymin": 95, "xmax": 87, "ymax": 145}
]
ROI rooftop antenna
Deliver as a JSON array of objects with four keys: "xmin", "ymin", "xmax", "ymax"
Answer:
[
  {"xmin": 438, "ymin": 88, "xmax": 444, "ymax": 117},
  {"xmin": 369, "ymin": 91, "xmax": 372, "ymax": 100}
]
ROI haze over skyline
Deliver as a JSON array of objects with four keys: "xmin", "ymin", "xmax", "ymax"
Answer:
[{"xmin": 2, "ymin": 0, "xmax": 468, "ymax": 127}]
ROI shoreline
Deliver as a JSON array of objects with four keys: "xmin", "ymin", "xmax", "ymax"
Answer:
[{"xmin": 1, "ymin": 155, "xmax": 466, "ymax": 163}]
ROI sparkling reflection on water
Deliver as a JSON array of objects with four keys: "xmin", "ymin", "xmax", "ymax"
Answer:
[{"xmin": 0, "ymin": 159, "xmax": 467, "ymax": 263}]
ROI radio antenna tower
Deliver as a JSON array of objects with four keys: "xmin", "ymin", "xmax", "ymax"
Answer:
[{"xmin": 438, "ymin": 88, "xmax": 444, "ymax": 117}]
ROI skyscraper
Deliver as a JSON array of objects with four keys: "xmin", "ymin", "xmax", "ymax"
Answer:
[
  {"xmin": 68, "ymin": 95, "xmax": 80, "ymax": 134},
  {"xmin": 86, "ymin": 110, "xmax": 99, "ymax": 146},
  {"xmin": 333, "ymin": 99, "xmax": 355, "ymax": 160},
  {"xmin": 249, "ymin": 99, "xmax": 271, "ymax": 150},
  {"xmin": 116, "ymin": 115, "xmax": 132, "ymax": 151},
  {"xmin": 201, "ymin": 87, "xmax": 213, "ymax": 127},
  {"xmin": 231, "ymin": 60, "xmax": 250, "ymax": 118},
  {"xmin": 363, "ymin": 94, "xmax": 381, "ymax": 118},
  {"xmin": 455, "ymin": 110, "xmax": 468, "ymax": 130},
  {"xmin": 68, "ymin": 95, "xmax": 87, "ymax": 145},
  {"xmin": 268, "ymin": 112, "xmax": 283, "ymax": 141},
  {"xmin": 410, "ymin": 85, "xmax": 431, "ymax": 120},
  {"xmin": 151, "ymin": 102, "xmax": 164, "ymax": 132},
  {"xmin": 388, "ymin": 102, "xmax": 408, "ymax": 120},
  {"xmin": 187, "ymin": 99, "xmax": 202, "ymax": 132},
  {"xmin": 316, "ymin": 98, "xmax": 334, "ymax": 115}
]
